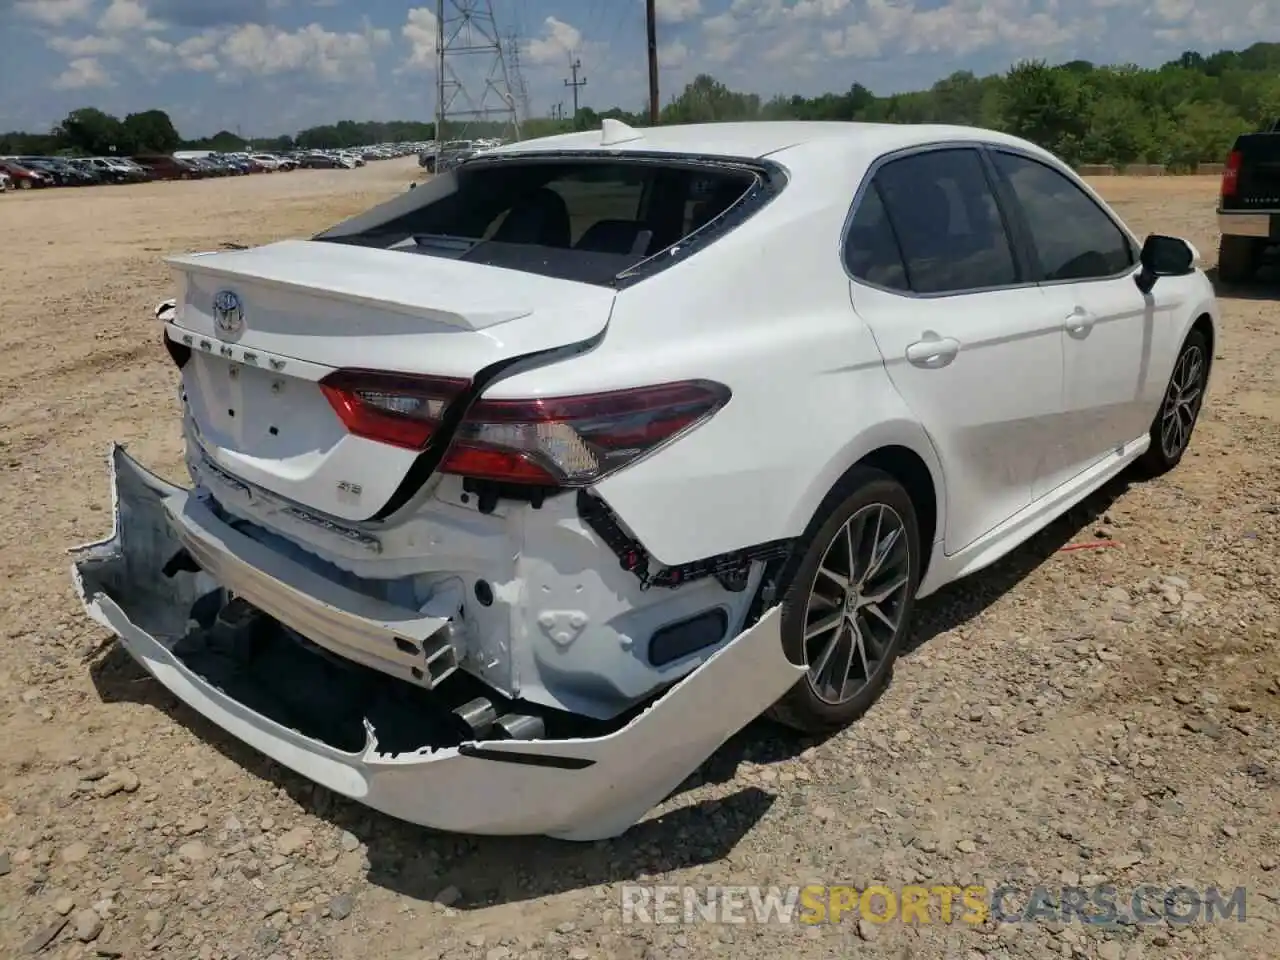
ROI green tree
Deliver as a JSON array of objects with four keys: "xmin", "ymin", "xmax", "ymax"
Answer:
[
  {"xmin": 56, "ymin": 107, "xmax": 129, "ymax": 156},
  {"xmin": 998, "ymin": 60, "xmax": 1092, "ymax": 163},
  {"xmin": 9, "ymin": 40, "xmax": 1280, "ymax": 168},
  {"xmin": 123, "ymin": 109, "xmax": 180, "ymax": 153},
  {"xmin": 662, "ymin": 74, "xmax": 761, "ymax": 124}
]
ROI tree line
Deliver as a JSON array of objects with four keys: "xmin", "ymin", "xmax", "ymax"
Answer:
[{"xmin": 3, "ymin": 42, "xmax": 1277, "ymax": 167}]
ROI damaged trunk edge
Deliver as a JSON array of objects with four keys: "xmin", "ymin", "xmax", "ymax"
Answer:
[{"xmin": 69, "ymin": 445, "xmax": 804, "ymax": 841}]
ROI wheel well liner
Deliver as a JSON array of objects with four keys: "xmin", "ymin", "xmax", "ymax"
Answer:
[
  {"xmin": 821, "ymin": 445, "xmax": 940, "ymax": 584},
  {"xmin": 1191, "ymin": 313, "xmax": 1214, "ymax": 375}
]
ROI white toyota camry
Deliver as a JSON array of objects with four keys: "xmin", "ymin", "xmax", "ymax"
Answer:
[{"xmin": 71, "ymin": 119, "xmax": 1217, "ymax": 840}]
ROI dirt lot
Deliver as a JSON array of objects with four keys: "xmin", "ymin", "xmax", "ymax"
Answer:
[{"xmin": 0, "ymin": 160, "xmax": 1277, "ymax": 960}]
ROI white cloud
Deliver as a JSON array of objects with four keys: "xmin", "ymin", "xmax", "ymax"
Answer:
[
  {"xmin": 98, "ymin": 0, "xmax": 163, "ymax": 31},
  {"xmin": 655, "ymin": 0, "xmax": 701, "ymax": 22},
  {"xmin": 790, "ymin": 0, "xmax": 851, "ymax": 17},
  {"xmin": 13, "ymin": 0, "xmax": 93, "ymax": 26},
  {"xmin": 51, "ymin": 55, "xmax": 113, "ymax": 88},
  {"xmin": 702, "ymin": 11, "xmax": 744, "ymax": 63},
  {"xmin": 48, "ymin": 33, "xmax": 125, "ymax": 56},
  {"xmin": 746, "ymin": 0, "xmax": 1083, "ymax": 63},
  {"xmin": 525, "ymin": 15, "xmax": 581, "ymax": 66},
  {"xmin": 658, "ymin": 38, "xmax": 689, "ymax": 68},
  {"xmin": 140, "ymin": 28, "xmax": 224, "ymax": 73},
  {"xmin": 400, "ymin": 5, "xmax": 437, "ymax": 71},
  {"xmin": 219, "ymin": 21, "xmax": 391, "ymax": 82}
]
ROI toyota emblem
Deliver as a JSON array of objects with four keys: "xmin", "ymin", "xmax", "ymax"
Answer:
[{"xmin": 212, "ymin": 290, "xmax": 244, "ymax": 335}]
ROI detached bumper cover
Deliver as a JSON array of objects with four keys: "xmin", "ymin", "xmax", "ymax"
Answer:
[{"xmin": 69, "ymin": 445, "xmax": 804, "ymax": 841}]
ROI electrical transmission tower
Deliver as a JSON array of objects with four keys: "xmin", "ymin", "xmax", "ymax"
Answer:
[
  {"xmin": 434, "ymin": 0, "xmax": 521, "ymax": 157},
  {"xmin": 505, "ymin": 29, "xmax": 530, "ymax": 123}
]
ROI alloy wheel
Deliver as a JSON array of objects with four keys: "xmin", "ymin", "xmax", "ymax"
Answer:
[
  {"xmin": 1160, "ymin": 343, "xmax": 1205, "ymax": 460},
  {"xmin": 803, "ymin": 503, "xmax": 911, "ymax": 705}
]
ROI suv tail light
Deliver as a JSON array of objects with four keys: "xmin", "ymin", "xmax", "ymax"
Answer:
[
  {"xmin": 320, "ymin": 370, "xmax": 470, "ymax": 451},
  {"xmin": 438, "ymin": 380, "xmax": 731, "ymax": 486},
  {"xmin": 1222, "ymin": 150, "xmax": 1241, "ymax": 198}
]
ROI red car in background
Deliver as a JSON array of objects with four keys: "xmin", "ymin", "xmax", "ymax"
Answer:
[
  {"xmin": 0, "ymin": 159, "xmax": 53, "ymax": 188},
  {"xmin": 131, "ymin": 155, "xmax": 202, "ymax": 180}
]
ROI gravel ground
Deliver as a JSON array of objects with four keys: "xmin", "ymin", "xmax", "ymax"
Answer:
[{"xmin": 0, "ymin": 159, "xmax": 1277, "ymax": 960}]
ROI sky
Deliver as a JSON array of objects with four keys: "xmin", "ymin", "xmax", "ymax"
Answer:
[{"xmin": 0, "ymin": 0, "xmax": 1277, "ymax": 138}]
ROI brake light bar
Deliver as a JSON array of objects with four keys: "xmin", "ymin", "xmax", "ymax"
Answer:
[
  {"xmin": 1222, "ymin": 150, "xmax": 1241, "ymax": 198},
  {"xmin": 438, "ymin": 380, "xmax": 731, "ymax": 486},
  {"xmin": 320, "ymin": 369, "xmax": 470, "ymax": 451}
]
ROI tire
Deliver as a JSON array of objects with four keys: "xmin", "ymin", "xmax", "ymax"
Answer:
[
  {"xmin": 1217, "ymin": 235, "xmax": 1263, "ymax": 284},
  {"xmin": 766, "ymin": 467, "xmax": 922, "ymax": 734},
  {"xmin": 1137, "ymin": 328, "xmax": 1209, "ymax": 477}
]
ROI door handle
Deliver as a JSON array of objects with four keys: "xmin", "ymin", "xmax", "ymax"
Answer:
[
  {"xmin": 1064, "ymin": 306, "xmax": 1095, "ymax": 338},
  {"xmin": 905, "ymin": 337, "xmax": 960, "ymax": 368}
]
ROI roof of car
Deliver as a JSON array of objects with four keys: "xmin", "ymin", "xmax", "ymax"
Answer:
[{"xmin": 486, "ymin": 121, "xmax": 1044, "ymax": 165}]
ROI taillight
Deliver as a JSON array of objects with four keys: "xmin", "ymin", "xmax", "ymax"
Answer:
[
  {"xmin": 439, "ymin": 380, "xmax": 731, "ymax": 486},
  {"xmin": 1222, "ymin": 150, "xmax": 1241, "ymax": 198},
  {"xmin": 319, "ymin": 369, "xmax": 470, "ymax": 451}
]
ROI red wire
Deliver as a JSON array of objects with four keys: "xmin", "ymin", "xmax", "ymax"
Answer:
[{"xmin": 1058, "ymin": 540, "xmax": 1122, "ymax": 552}]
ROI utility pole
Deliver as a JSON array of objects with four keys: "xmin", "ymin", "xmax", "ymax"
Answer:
[
  {"xmin": 645, "ymin": 0, "xmax": 658, "ymax": 124},
  {"xmin": 564, "ymin": 57, "xmax": 586, "ymax": 119}
]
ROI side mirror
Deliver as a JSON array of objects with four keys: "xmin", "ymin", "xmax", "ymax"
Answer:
[{"xmin": 1135, "ymin": 234, "xmax": 1195, "ymax": 294}]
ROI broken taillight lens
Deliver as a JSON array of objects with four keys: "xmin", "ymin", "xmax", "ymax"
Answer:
[
  {"xmin": 1222, "ymin": 150, "xmax": 1241, "ymax": 198},
  {"xmin": 438, "ymin": 380, "xmax": 732, "ymax": 486},
  {"xmin": 319, "ymin": 370, "xmax": 470, "ymax": 451}
]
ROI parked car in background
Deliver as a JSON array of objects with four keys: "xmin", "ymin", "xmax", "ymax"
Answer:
[
  {"xmin": 82, "ymin": 157, "xmax": 149, "ymax": 182},
  {"xmin": 19, "ymin": 157, "xmax": 98, "ymax": 186},
  {"xmin": 12, "ymin": 158, "xmax": 72, "ymax": 186},
  {"xmin": 1217, "ymin": 124, "xmax": 1279, "ymax": 282},
  {"xmin": 186, "ymin": 157, "xmax": 228, "ymax": 177},
  {"xmin": 0, "ymin": 159, "xmax": 52, "ymax": 188},
  {"xmin": 296, "ymin": 152, "xmax": 346, "ymax": 169},
  {"xmin": 67, "ymin": 158, "xmax": 116, "ymax": 183},
  {"xmin": 419, "ymin": 140, "xmax": 480, "ymax": 174},
  {"xmin": 132, "ymin": 154, "xmax": 201, "ymax": 180},
  {"xmin": 0, "ymin": 170, "xmax": 10, "ymax": 192}
]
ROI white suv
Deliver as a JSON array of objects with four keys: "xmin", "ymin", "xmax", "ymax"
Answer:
[{"xmin": 72, "ymin": 120, "xmax": 1218, "ymax": 841}]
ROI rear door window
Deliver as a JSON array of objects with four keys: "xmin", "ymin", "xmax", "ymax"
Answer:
[
  {"xmin": 316, "ymin": 159, "xmax": 761, "ymax": 285},
  {"xmin": 872, "ymin": 148, "xmax": 1019, "ymax": 295}
]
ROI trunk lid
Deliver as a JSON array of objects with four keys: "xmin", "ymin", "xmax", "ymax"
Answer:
[
  {"xmin": 1225, "ymin": 133, "xmax": 1280, "ymax": 212},
  {"xmin": 167, "ymin": 239, "xmax": 615, "ymax": 522}
]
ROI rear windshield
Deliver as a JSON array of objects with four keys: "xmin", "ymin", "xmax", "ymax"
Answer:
[{"xmin": 314, "ymin": 157, "xmax": 762, "ymax": 286}]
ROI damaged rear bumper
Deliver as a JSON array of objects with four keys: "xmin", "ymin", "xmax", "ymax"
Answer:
[{"xmin": 69, "ymin": 445, "xmax": 804, "ymax": 841}]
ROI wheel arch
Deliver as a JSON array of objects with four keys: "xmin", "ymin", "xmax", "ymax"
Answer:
[
  {"xmin": 1190, "ymin": 311, "xmax": 1215, "ymax": 377},
  {"xmin": 784, "ymin": 426, "xmax": 946, "ymax": 587}
]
